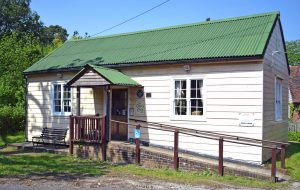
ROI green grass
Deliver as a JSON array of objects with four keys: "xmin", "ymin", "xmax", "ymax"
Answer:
[
  {"xmin": 1, "ymin": 131, "xmax": 299, "ymax": 189},
  {"xmin": 0, "ymin": 147, "xmax": 107, "ymax": 176},
  {"xmin": 0, "ymin": 131, "xmax": 25, "ymax": 147},
  {"xmin": 277, "ymin": 142, "xmax": 300, "ymax": 181},
  {"xmin": 0, "ymin": 146, "xmax": 287, "ymax": 189},
  {"xmin": 111, "ymin": 164, "xmax": 287, "ymax": 189}
]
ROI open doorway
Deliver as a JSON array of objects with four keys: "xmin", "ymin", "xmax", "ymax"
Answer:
[{"xmin": 111, "ymin": 89, "xmax": 128, "ymax": 141}]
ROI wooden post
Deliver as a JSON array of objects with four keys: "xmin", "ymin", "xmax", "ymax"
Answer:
[
  {"xmin": 69, "ymin": 115, "xmax": 74, "ymax": 155},
  {"xmin": 280, "ymin": 144, "xmax": 286, "ymax": 169},
  {"xmin": 271, "ymin": 146, "xmax": 277, "ymax": 182},
  {"xmin": 106, "ymin": 85, "xmax": 111, "ymax": 141},
  {"xmin": 135, "ymin": 124, "xmax": 141, "ymax": 164},
  {"xmin": 218, "ymin": 137, "xmax": 224, "ymax": 176},
  {"xmin": 76, "ymin": 87, "xmax": 80, "ymax": 116},
  {"xmin": 174, "ymin": 130, "xmax": 179, "ymax": 170},
  {"xmin": 101, "ymin": 116, "xmax": 107, "ymax": 161}
]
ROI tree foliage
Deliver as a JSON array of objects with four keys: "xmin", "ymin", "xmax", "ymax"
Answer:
[
  {"xmin": 0, "ymin": 0, "xmax": 43, "ymax": 37},
  {"xmin": 41, "ymin": 25, "xmax": 68, "ymax": 45},
  {"xmin": 0, "ymin": 0, "xmax": 68, "ymax": 144},
  {"xmin": 286, "ymin": 39, "xmax": 300, "ymax": 66}
]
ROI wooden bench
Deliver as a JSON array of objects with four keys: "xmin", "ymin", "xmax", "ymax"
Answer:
[{"xmin": 32, "ymin": 127, "xmax": 68, "ymax": 147}]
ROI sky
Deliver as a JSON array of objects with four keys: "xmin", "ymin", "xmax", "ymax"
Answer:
[{"xmin": 30, "ymin": 0, "xmax": 300, "ymax": 41}]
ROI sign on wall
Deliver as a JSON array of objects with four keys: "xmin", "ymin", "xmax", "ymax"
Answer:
[
  {"xmin": 239, "ymin": 113, "xmax": 255, "ymax": 127},
  {"xmin": 135, "ymin": 89, "xmax": 145, "ymax": 116}
]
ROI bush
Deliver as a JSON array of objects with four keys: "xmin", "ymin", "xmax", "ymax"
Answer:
[
  {"xmin": 0, "ymin": 105, "xmax": 24, "ymax": 144},
  {"xmin": 288, "ymin": 131, "xmax": 300, "ymax": 142}
]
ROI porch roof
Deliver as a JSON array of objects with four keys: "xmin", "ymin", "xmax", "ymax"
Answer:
[{"xmin": 66, "ymin": 64, "xmax": 141, "ymax": 87}]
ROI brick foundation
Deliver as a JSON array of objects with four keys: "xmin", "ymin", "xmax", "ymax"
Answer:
[{"xmin": 73, "ymin": 141, "xmax": 272, "ymax": 180}]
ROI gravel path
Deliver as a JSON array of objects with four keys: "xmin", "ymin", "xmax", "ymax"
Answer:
[
  {"xmin": 0, "ymin": 174, "xmax": 254, "ymax": 190},
  {"xmin": 0, "ymin": 173, "xmax": 299, "ymax": 190}
]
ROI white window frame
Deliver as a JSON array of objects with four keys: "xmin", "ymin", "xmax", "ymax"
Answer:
[
  {"xmin": 51, "ymin": 81, "xmax": 72, "ymax": 116},
  {"xmin": 275, "ymin": 77, "xmax": 282, "ymax": 121},
  {"xmin": 170, "ymin": 76, "xmax": 206, "ymax": 121}
]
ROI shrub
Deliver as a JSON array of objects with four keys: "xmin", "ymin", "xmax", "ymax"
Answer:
[
  {"xmin": 0, "ymin": 105, "xmax": 24, "ymax": 145},
  {"xmin": 288, "ymin": 131, "xmax": 300, "ymax": 142}
]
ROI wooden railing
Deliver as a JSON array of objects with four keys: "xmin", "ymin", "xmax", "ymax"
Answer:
[
  {"xmin": 69, "ymin": 115, "xmax": 106, "ymax": 158},
  {"xmin": 110, "ymin": 118, "xmax": 289, "ymax": 183}
]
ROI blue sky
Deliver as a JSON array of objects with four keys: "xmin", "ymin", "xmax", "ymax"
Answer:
[{"xmin": 31, "ymin": 0, "xmax": 300, "ymax": 41}]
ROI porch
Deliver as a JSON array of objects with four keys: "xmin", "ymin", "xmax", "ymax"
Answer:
[{"xmin": 66, "ymin": 64, "xmax": 143, "ymax": 143}]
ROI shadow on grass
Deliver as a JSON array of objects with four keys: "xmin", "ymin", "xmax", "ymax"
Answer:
[
  {"xmin": 286, "ymin": 142, "xmax": 300, "ymax": 159},
  {"xmin": 0, "ymin": 149, "xmax": 109, "ymax": 179}
]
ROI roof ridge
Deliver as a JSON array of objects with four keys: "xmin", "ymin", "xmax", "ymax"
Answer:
[{"xmin": 68, "ymin": 11, "xmax": 279, "ymax": 43}]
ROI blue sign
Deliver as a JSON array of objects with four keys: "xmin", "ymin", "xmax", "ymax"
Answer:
[
  {"xmin": 136, "ymin": 89, "xmax": 144, "ymax": 98},
  {"xmin": 134, "ymin": 129, "xmax": 141, "ymax": 139}
]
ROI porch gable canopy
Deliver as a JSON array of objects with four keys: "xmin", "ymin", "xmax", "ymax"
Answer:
[{"xmin": 66, "ymin": 64, "xmax": 141, "ymax": 87}]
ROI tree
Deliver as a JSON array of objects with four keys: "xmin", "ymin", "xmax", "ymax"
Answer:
[
  {"xmin": 41, "ymin": 25, "xmax": 68, "ymax": 45},
  {"xmin": 52, "ymin": 35, "xmax": 63, "ymax": 48},
  {"xmin": 0, "ymin": 0, "xmax": 43, "ymax": 37},
  {"xmin": 286, "ymin": 39, "xmax": 300, "ymax": 65},
  {"xmin": 72, "ymin": 30, "xmax": 83, "ymax": 40},
  {"xmin": 0, "ymin": 33, "xmax": 44, "ymax": 145}
]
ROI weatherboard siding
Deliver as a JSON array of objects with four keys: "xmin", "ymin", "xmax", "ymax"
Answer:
[
  {"xmin": 262, "ymin": 20, "xmax": 289, "ymax": 161},
  {"xmin": 123, "ymin": 62, "xmax": 264, "ymax": 163},
  {"xmin": 27, "ymin": 72, "xmax": 104, "ymax": 140}
]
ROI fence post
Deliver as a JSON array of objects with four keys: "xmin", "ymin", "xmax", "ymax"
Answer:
[
  {"xmin": 218, "ymin": 137, "xmax": 224, "ymax": 176},
  {"xmin": 136, "ymin": 124, "xmax": 141, "ymax": 164},
  {"xmin": 280, "ymin": 144, "xmax": 286, "ymax": 169},
  {"xmin": 69, "ymin": 115, "xmax": 74, "ymax": 155},
  {"xmin": 101, "ymin": 116, "xmax": 107, "ymax": 161},
  {"xmin": 271, "ymin": 145, "xmax": 277, "ymax": 182},
  {"xmin": 174, "ymin": 130, "xmax": 179, "ymax": 170}
]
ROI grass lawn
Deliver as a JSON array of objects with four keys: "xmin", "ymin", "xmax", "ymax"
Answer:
[
  {"xmin": 111, "ymin": 164, "xmax": 287, "ymax": 189},
  {"xmin": 277, "ymin": 142, "xmax": 300, "ymax": 181},
  {"xmin": 0, "ymin": 147, "xmax": 107, "ymax": 176},
  {"xmin": 0, "ymin": 146, "xmax": 288, "ymax": 189},
  {"xmin": 0, "ymin": 131, "xmax": 299, "ymax": 189},
  {"xmin": 0, "ymin": 131, "xmax": 25, "ymax": 147}
]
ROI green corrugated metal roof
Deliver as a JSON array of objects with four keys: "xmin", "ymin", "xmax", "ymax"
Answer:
[
  {"xmin": 24, "ymin": 12, "xmax": 279, "ymax": 73},
  {"xmin": 90, "ymin": 65, "xmax": 140, "ymax": 86},
  {"xmin": 67, "ymin": 64, "xmax": 140, "ymax": 86}
]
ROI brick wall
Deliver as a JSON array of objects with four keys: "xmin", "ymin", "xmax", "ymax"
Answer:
[{"xmin": 73, "ymin": 142, "xmax": 271, "ymax": 180}]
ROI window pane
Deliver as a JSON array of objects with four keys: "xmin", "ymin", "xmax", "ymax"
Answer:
[
  {"xmin": 197, "ymin": 88, "xmax": 201, "ymax": 98},
  {"xmin": 175, "ymin": 81, "xmax": 180, "ymax": 89},
  {"xmin": 55, "ymin": 105, "xmax": 61, "ymax": 112},
  {"xmin": 191, "ymin": 107, "xmax": 203, "ymax": 115},
  {"xmin": 191, "ymin": 80, "xmax": 196, "ymax": 88},
  {"xmin": 190, "ymin": 79, "xmax": 203, "ymax": 116},
  {"xmin": 64, "ymin": 87, "xmax": 71, "ymax": 98},
  {"xmin": 191, "ymin": 89, "xmax": 196, "ymax": 98},
  {"xmin": 63, "ymin": 86, "xmax": 71, "ymax": 113},
  {"xmin": 181, "ymin": 90, "xmax": 186, "ymax": 98},
  {"xmin": 197, "ymin": 80, "xmax": 203, "ymax": 88},
  {"xmin": 53, "ymin": 84, "xmax": 61, "ymax": 113},
  {"xmin": 275, "ymin": 78, "xmax": 282, "ymax": 120},
  {"xmin": 175, "ymin": 90, "xmax": 180, "ymax": 98},
  {"xmin": 174, "ymin": 100, "xmax": 187, "ymax": 115},
  {"xmin": 181, "ymin": 80, "xmax": 186, "ymax": 89}
]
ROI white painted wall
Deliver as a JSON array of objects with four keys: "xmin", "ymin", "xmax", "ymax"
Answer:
[
  {"xmin": 123, "ymin": 62, "xmax": 264, "ymax": 164},
  {"xmin": 27, "ymin": 72, "xmax": 104, "ymax": 140}
]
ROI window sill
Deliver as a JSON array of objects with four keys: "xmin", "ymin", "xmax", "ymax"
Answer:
[{"xmin": 52, "ymin": 112, "xmax": 72, "ymax": 117}]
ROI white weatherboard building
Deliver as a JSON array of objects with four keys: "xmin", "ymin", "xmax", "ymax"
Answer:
[{"xmin": 24, "ymin": 12, "xmax": 289, "ymax": 164}]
